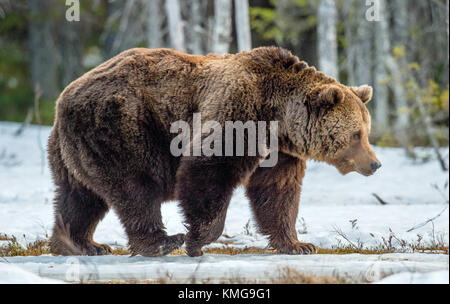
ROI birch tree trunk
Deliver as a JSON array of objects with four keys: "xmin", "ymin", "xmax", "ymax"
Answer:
[
  {"xmin": 165, "ymin": 0, "xmax": 186, "ymax": 52},
  {"xmin": 112, "ymin": 0, "xmax": 136, "ymax": 53},
  {"xmin": 412, "ymin": 85, "xmax": 448, "ymax": 171},
  {"xmin": 274, "ymin": 0, "xmax": 290, "ymax": 46},
  {"xmin": 185, "ymin": 0, "xmax": 207, "ymax": 54},
  {"xmin": 343, "ymin": 0, "xmax": 356, "ymax": 86},
  {"xmin": 102, "ymin": 0, "xmax": 122, "ymax": 59},
  {"xmin": 58, "ymin": 4, "xmax": 83, "ymax": 88},
  {"xmin": 391, "ymin": 0, "xmax": 408, "ymax": 50},
  {"xmin": 147, "ymin": 0, "xmax": 164, "ymax": 49},
  {"xmin": 234, "ymin": 0, "xmax": 252, "ymax": 52},
  {"xmin": 212, "ymin": 0, "xmax": 232, "ymax": 55},
  {"xmin": 103, "ymin": 0, "xmax": 147, "ymax": 58},
  {"xmin": 317, "ymin": 0, "xmax": 338, "ymax": 79},
  {"xmin": 343, "ymin": 0, "xmax": 372, "ymax": 86},
  {"xmin": 354, "ymin": 1, "xmax": 373, "ymax": 87},
  {"xmin": 28, "ymin": 0, "xmax": 59, "ymax": 100},
  {"xmin": 59, "ymin": 25, "xmax": 83, "ymax": 88},
  {"xmin": 447, "ymin": 0, "xmax": 449, "ymax": 63},
  {"xmin": 373, "ymin": 0, "xmax": 389, "ymax": 129},
  {"xmin": 390, "ymin": 0, "xmax": 410, "ymax": 147}
]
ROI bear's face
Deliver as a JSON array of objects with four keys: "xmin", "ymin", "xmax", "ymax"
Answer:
[{"xmin": 312, "ymin": 84, "xmax": 381, "ymax": 176}]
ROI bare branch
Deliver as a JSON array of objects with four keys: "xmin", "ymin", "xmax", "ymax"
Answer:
[{"xmin": 406, "ymin": 206, "xmax": 449, "ymax": 232}]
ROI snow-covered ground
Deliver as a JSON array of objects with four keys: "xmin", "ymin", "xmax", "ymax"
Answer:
[
  {"xmin": 1, "ymin": 253, "xmax": 448, "ymax": 284},
  {"xmin": 0, "ymin": 122, "xmax": 448, "ymax": 283}
]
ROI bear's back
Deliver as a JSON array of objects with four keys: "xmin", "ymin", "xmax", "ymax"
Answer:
[{"xmin": 54, "ymin": 48, "xmax": 223, "ymax": 131}]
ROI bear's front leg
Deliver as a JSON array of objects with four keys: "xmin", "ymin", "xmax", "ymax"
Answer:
[
  {"xmin": 245, "ymin": 153, "xmax": 317, "ymax": 254},
  {"xmin": 177, "ymin": 155, "xmax": 260, "ymax": 257}
]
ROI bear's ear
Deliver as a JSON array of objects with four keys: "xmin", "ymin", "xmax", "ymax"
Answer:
[
  {"xmin": 351, "ymin": 85, "xmax": 373, "ymax": 104},
  {"xmin": 290, "ymin": 61, "xmax": 309, "ymax": 73},
  {"xmin": 316, "ymin": 85, "xmax": 344, "ymax": 108}
]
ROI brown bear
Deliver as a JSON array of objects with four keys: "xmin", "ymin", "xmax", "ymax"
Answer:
[{"xmin": 48, "ymin": 46, "xmax": 381, "ymax": 257}]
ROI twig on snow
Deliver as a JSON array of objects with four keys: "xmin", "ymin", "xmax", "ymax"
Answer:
[
  {"xmin": 372, "ymin": 193, "xmax": 389, "ymax": 205},
  {"xmin": 406, "ymin": 206, "xmax": 449, "ymax": 232},
  {"xmin": 332, "ymin": 225, "xmax": 359, "ymax": 250}
]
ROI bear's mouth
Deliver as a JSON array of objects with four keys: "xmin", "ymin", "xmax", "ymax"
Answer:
[
  {"xmin": 355, "ymin": 166, "xmax": 374, "ymax": 177},
  {"xmin": 336, "ymin": 161, "xmax": 373, "ymax": 176}
]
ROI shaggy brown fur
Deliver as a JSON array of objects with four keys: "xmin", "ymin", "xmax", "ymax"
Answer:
[{"xmin": 48, "ymin": 47, "xmax": 380, "ymax": 257}]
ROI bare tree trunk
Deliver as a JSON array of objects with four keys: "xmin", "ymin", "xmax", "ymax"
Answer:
[
  {"xmin": 343, "ymin": 0, "xmax": 356, "ymax": 85},
  {"xmin": 413, "ymin": 87, "xmax": 448, "ymax": 171},
  {"xmin": 103, "ymin": 0, "xmax": 147, "ymax": 58},
  {"xmin": 165, "ymin": 0, "xmax": 186, "ymax": 52},
  {"xmin": 317, "ymin": 0, "xmax": 338, "ymax": 79},
  {"xmin": 102, "ymin": 0, "xmax": 122, "ymax": 59},
  {"xmin": 343, "ymin": 0, "xmax": 372, "ymax": 86},
  {"xmin": 385, "ymin": 55, "xmax": 415, "ymax": 156},
  {"xmin": 112, "ymin": 0, "xmax": 146, "ymax": 54},
  {"xmin": 147, "ymin": 0, "xmax": 164, "ymax": 49},
  {"xmin": 373, "ymin": 0, "xmax": 389, "ymax": 129},
  {"xmin": 354, "ymin": 1, "xmax": 373, "ymax": 87},
  {"xmin": 28, "ymin": 0, "xmax": 59, "ymax": 100},
  {"xmin": 59, "ymin": 16, "xmax": 83, "ymax": 87},
  {"xmin": 206, "ymin": 2, "xmax": 215, "ymax": 53},
  {"xmin": 274, "ymin": 0, "xmax": 290, "ymax": 46},
  {"xmin": 111, "ymin": 0, "xmax": 135, "ymax": 53},
  {"xmin": 185, "ymin": 0, "xmax": 207, "ymax": 54},
  {"xmin": 398, "ymin": 72, "xmax": 448, "ymax": 170},
  {"xmin": 234, "ymin": 0, "xmax": 252, "ymax": 52},
  {"xmin": 447, "ymin": 0, "xmax": 449, "ymax": 63},
  {"xmin": 212, "ymin": 0, "xmax": 232, "ymax": 55},
  {"xmin": 392, "ymin": 0, "xmax": 408, "ymax": 50},
  {"xmin": 390, "ymin": 0, "xmax": 411, "ymax": 151}
]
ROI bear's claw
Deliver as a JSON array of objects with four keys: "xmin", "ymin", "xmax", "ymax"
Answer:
[
  {"xmin": 82, "ymin": 242, "xmax": 112, "ymax": 256},
  {"xmin": 134, "ymin": 233, "xmax": 185, "ymax": 257},
  {"xmin": 161, "ymin": 233, "xmax": 186, "ymax": 255},
  {"xmin": 277, "ymin": 242, "xmax": 317, "ymax": 255},
  {"xmin": 186, "ymin": 246, "xmax": 203, "ymax": 257}
]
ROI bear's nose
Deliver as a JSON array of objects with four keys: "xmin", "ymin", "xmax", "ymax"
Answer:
[{"xmin": 370, "ymin": 162, "xmax": 382, "ymax": 172}]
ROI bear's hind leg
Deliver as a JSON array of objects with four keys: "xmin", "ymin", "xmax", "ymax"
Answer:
[
  {"xmin": 114, "ymin": 201, "xmax": 185, "ymax": 257},
  {"xmin": 49, "ymin": 127, "xmax": 111, "ymax": 256},
  {"xmin": 50, "ymin": 175, "xmax": 111, "ymax": 256},
  {"xmin": 109, "ymin": 177, "xmax": 184, "ymax": 257}
]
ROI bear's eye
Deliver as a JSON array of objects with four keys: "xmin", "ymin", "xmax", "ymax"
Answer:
[{"xmin": 353, "ymin": 133, "xmax": 361, "ymax": 141}]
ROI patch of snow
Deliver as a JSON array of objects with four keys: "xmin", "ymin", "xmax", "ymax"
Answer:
[
  {"xmin": 376, "ymin": 270, "xmax": 449, "ymax": 284},
  {"xmin": 0, "ymin": 262, "xmax": 64, "ymax": 284},
  {"xmin": 1, "ymin": 253, "xmax": 447, "ymax": 283}
]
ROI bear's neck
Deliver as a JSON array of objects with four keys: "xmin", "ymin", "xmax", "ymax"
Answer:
[
  {"xmin": 270, "ymin": 70, "xmax": 338, "ymax": 159},
  {"xmin": 277, "ymin": 98, "xmax": 315, "ymax": 159}
]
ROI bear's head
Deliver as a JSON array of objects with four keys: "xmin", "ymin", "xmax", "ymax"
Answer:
[{"xmin": 283, "ymin": 82, "xmax": 381, "ymax": 176}]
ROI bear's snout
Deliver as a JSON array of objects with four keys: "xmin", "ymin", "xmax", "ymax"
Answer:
[{"xmin": 370, "ymin": 161, "xmax": 382, "ymax": 172}]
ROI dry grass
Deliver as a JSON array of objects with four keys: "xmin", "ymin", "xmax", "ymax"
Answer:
[
  {"xmin": 317, "ymin": 247, "xmax": 395, "ymax": 255},
  {"xmin": 410, "ymin": 245, "xmax": 449, "ymax": 254},
  {"xmin": 0, "ymin": 233, "xmax": 13, "ymax": 241},
  {"xmin": 90, "ymin": 267, "xmax": 349, "ymax": 284},
  {"xmin": 318, "ymin": 246, "xmax": 447, "ymax": 255},
  {"xmin": 0, "ymin": 235, "xmax": 50, "ymax": 257},
  {"xmin": 273, "ymin": 267, "xmax": 348, "ymax": 284},
  {"xmin": 111, "ymin": 246, "xmax": 275, "ymax": 256},
  {"xmin": 1, "ymin": 232, "xmax": 447, "ymax": 257},
  {"xmin": 171, "ymin": 246, "xmax": 276, "ymax": 256},
  {"xmin": 110, "ymin": 247, "xmax": 130, "ymax": 255}
]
